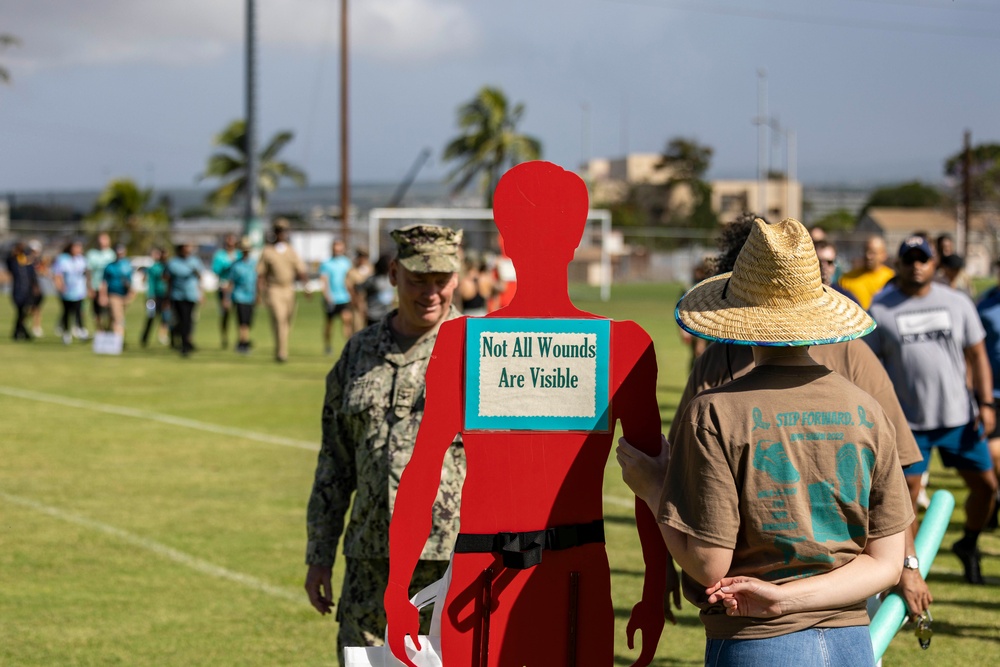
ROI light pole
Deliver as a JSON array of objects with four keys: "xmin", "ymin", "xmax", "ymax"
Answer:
[
  {"xmin": 245, "ymin": 0, "xmax": 262, "ymax": 248},
  {"xmin": 754, "ymin": 69, "xmax": 768, "ymax": 218},
  {"xmin": 340, "ymin": 0, "xmax": 350, "ymax": 244}
]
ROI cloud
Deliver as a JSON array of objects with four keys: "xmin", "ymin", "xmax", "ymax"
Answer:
[{"xmin": 0, "ymin": 0, "xmax": 479, "ymax": 72}]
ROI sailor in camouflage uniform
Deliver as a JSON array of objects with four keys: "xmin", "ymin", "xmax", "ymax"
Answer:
[{"xmin": 304, "ymin": 224, "xmax": 467, "ymax": 665}]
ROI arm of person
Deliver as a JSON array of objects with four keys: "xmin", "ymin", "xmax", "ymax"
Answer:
[
  {"xmin": 384, "ymin": 320, "xmax": 465, "ymax": 667},
  {"xmin": 613, "ymin": 322, "xmax": 667, "ymax": 667},
  {"xmin": 965, "ymin": 340, "xmax": 996, "ymax": 435},
  {"xmin": 303, "ymin": 358, "xmax": 357, "ymax": 615},
  {"xmin": 894, "ymin": 519, "xmax": 932, "ymax": 618},
  {"xmin": 705, "ymin": 531, "xmax": 905, "ymax": 618}
]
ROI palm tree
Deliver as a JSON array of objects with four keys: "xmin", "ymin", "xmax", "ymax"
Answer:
[
  {"xmin": 443, "ymin": 87, "xmax": 541, "ymax": 208},
  {"xmin": 655, "ymin": 137, "xmax": 718, "ymax": 229},
  {"xmin": 86, "ymin": 178, "xmax": 170, "ymax": 255},
  {"xmin": 1, "ymin": 34, "xmax": 21, "ymax": 84},
  {"xmin": 199, "ymin": 119, "xmax": 307, "ymax": 212}
]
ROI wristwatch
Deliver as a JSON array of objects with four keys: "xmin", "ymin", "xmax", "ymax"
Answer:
[{"xmin": 903, "ymin": 555, "xmax": 920, "ymax": 570}]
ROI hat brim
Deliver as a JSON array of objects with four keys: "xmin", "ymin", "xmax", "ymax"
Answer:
[
  {"xmin": 675, "ymin": 272, "xmax": 876, "ymax": 347},
  {"xmin": 396, "ymin": 255, "xmax": 461, "ymax": 274}
]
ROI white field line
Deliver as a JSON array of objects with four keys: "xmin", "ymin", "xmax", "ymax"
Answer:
[
  {"xmin": 0, "ymin": 387, "xmax": 634, "ymax": 510},
  {"xmin": 0, "ymin": 386, "xmax": 317, "ymax": 452},
  {"xmin": 0, "ymin": 490, "xmax": 305, "ymax": 605},
  {"xmin": 604, "ymin": 495, "xmax": 636, "ymax": 510}
]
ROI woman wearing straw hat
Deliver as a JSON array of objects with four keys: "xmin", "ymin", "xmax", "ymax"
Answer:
[{"xmin": 618, "ymin": 218, "xmax": 914, "ymax": 666}]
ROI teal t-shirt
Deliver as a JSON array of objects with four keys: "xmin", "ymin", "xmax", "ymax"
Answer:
[
  {"xmin": 86, "ymin": 247, "xmax": 116, "ymax": 290},
  {"xmin": 229, "ymin": 259, "xmax": 258, "ymax": 305},
  {"xmin": 320, "ymin": 255, "xmax": 352, "ymax": 305},
  {"xmin": 103, "ymin": 258, "xmax": 133, "ymax": 296},
  {"xmin": 146, "ymin": 261, "xmax": 167, "ymax": 299},
  {"xmin": 212, "ymin": 248, "xmax": 241, "ymax": 284},
  {"xmin": 166, "ymin": 256, "xmax": 205, "ymax": 302}
]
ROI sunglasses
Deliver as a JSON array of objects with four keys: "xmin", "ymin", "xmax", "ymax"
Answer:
[{"xmin": 900, "ymin": 254, "xmax": 931, "ymax": 266}]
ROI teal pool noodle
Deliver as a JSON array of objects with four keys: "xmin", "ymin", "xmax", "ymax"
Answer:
[{"xmin": 869, "ymin": 490, "xmax": 956, "ymax": 661}]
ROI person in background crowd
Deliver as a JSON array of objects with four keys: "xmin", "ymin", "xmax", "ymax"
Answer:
[
  {"xmin": 52, "ymin": 240, "xmax": 90, "ymax": 344},
  {"xmin": 27, "ymin": 240, "xmax": 49, "ymax": 338},
  {"xmin": 140, "ymin": 247, "xmax": 170, "ymax": 347},
  {"xmin": 166, "ymin": 242, "xmax": 204, "ymax": 357},
  {"xmin": 257, "ymin": 218, "xmax": 306, "ymax": 363},
  {"xmin": 867, "ymin": 235, "xmax": 998, "ymax": 585},
  {"xmin": 86, "ymin": 232, "xmax": 116, "ymax": 332},
  {"xmin": 229, "ymin": 237, "xmax": 258, "ymax": 354},
  {"xmin": 815, "ymin": 239, "xmax": 860, "ymax": 304},
  {"xmin": 101, "ymin": 243, "xmax": 133, "ymax": 339},
  {"xmin": 345, "ymin": 248, "xmax": 372, "ymax": 337},
  {"xmin": 6, "ymin": 240, "xmax": 39, "ymax": 341},
  {"xmin": 212, "ymin": 233, "xmax": 240, "ymax": 349},
  {"xmin": 938, "ymin": 253, "xmax": 971, "ymax": 294},
  {"xmin": 839, "ymin": 235, "xmax": 894, "ymax": 310},
  {"xmin": 319, "ymin": 239, "xmax": 353, "ymax": 355},
  {"xmin": 936, "ymin": 233, "xmax": 955, "ymax": 260},
  {"xmin": 975, "ymin": 258, "xmax": 1000, "ymax": 530},
  {"xmin": 358, "ymin": 254, "xmax": 395, "ymax": 328},
  {"xmin": 457, "ymin": 253, "xmax": 494, "ymax": 317}
]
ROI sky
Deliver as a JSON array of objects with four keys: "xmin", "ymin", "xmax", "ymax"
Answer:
[{"xmin": 1, "ymin": 0, "xmax": 998, "ymax": 194}]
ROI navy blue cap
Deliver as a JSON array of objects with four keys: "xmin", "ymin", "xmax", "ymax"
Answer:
[{"xmin": 898, "ymin": 236, "xmax": 933, "ymax": 259}]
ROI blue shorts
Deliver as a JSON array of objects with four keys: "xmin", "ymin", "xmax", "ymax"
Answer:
[
  {"xmin": 705, "ymin": 626, "xmax": 873, "ymax": 667},
  {"xmin": 906, "ymin": 422, "xmax": 993, "ymax": 476}
]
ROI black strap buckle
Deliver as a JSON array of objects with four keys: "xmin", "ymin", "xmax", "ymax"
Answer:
[{"xmin": 498, "ymin": 531, "xmax": 544, "ymax": 569}]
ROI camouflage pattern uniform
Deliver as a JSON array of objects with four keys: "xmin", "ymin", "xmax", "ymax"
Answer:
[{"xmin": 305, "ymin": 225, "xmax": 465, "ymax": 664}]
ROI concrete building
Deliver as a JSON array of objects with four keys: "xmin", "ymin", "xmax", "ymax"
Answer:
[{"xmin": 581, "ymin": 153, "xmax": 802, "ymax": 221}]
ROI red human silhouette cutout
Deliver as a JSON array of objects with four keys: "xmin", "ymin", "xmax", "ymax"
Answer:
[{"xmin": 385, "ymin": 161, "xmax": 665, "ymax": 666}]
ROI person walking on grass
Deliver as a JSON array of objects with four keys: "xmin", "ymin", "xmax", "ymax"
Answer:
[
  {"xmin": 212, "ymin": 233, "xmax": 240, "ymax": 349},
  {"xmin": 229, "ymin": 237, "xmax": 258, "ymax": 354},
  {"xmin": 304, "ymin": 224, "xmax": 466, "ymax": 666},
  {"xmin": 319, "ymin": 239, "xmax": 353, "ymax": 355},
  {"xmin": 100, "ymin": 243, "xmax": 133, "ymax": 340},
  {"xmin": 140, "ymin": 246, "xmax": 170, "ymax": 347},
  {"xmin": 257, "ymin": 218, "xmax": 306, "ymax": 363},
  {"xmin": 867, "ymin": 235, "xmax": 998, "ymax": 585},
  {"xmin": 52, "ymin": 240, "xmax": 90, "ymax": 344},
  {"xmin": 86, "ymin": 232, "xmax": 115, "ymax": 332},
  {"xmin": 5, "ymin": 240, "xmax": 38, "ymax": 341},
  {"xmin": 165, "ymin": 242, "xmax": 204, "ymax": 358}
]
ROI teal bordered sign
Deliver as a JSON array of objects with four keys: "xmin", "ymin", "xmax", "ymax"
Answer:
[{"xmin": 464, "ymin": 318, "xmax": 611, "ymax": 431}]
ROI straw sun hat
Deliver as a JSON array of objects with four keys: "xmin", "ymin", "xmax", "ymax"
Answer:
[{"xmin": 675, "ymin": 218, "xmax": 875, "ymax": 346}]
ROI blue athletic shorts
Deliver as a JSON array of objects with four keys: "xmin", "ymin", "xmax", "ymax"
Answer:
[{"xmin": 906, "ymin": 422, "xmax": 993, "ymax": 475}]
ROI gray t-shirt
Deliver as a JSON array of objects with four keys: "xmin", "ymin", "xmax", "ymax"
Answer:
[{"xmin": 867, "ymin": 283, "xmax": 985, "ymax": 431}]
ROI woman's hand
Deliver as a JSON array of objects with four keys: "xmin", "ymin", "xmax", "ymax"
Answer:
[{"xmin": 706, "ymin": 577, "xmax": 787, "ymax": 618}]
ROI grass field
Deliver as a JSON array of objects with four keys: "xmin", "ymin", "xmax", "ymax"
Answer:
[{"xmin": 1, "ymin": 284, "xmax": 997, "ymax": 666}]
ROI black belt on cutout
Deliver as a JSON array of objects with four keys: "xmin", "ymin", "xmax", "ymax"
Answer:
[{"xmin": 454, "ymin": 519, "xmax": 605, "ymax": 570}]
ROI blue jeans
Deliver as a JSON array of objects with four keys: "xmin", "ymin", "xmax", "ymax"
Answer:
[{"xmin": 705, "ymin": 626, "xmax": 874, "ymax": 667}]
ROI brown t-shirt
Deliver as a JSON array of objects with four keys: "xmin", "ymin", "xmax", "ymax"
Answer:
[
  {"xmin": 660, "ymin": 364, "xmax": 914, "ymax": 639},
  {"xmin": 668, "ymin": 340, "xmax": 922, "ymax": 468},
  {"xmin": 257, "ymin": 243, "xmax": 306, "ymax": 289}
]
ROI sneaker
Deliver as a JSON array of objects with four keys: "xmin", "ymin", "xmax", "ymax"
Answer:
[
  {"xmin": 32, "ymin": 326, "xmax": 44, "ymax": 338},
  {"xmin": 75, "ymin": 327, "xmax": 91, "ymax": 341},
  {"xmin": 951, "ymin": 541, "xmax": 985, "ymax": 585},
  {"xmin": 62, "ymin": 332, "xmax": 72, "ymax": 345}
]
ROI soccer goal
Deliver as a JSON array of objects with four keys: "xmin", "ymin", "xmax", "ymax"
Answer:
[{"xmin": 367, "ymin": 207, "xmax": 613, "ymax": 301}]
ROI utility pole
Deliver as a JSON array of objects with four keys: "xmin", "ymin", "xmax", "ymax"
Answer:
[
  {"xmin": 961, "ymin": 129, "xmax": 972, "ymax": 257},
  {"xmin": 245, "ymin": 0, "xmax": 262, "ymax": 248},
  {"xmin": 340, "ymin": 0, "xmax": 350, "ymax": 244},
  {"xmin": 755, "ymin": 69, "xmax": 768, "ymax": 218}
]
